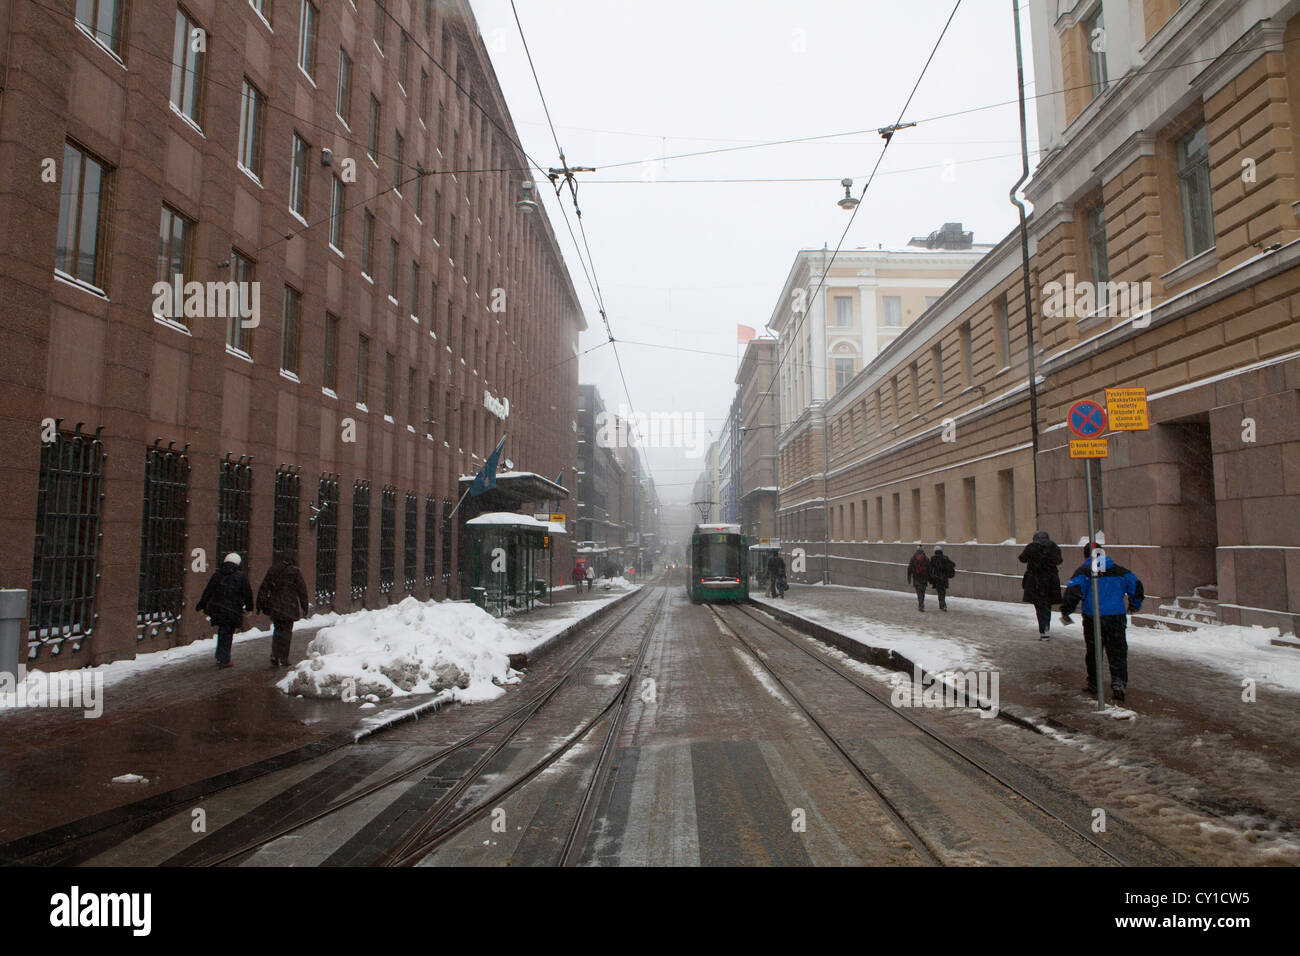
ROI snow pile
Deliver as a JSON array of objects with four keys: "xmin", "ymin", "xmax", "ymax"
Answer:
[
  {"xmin": 277, "ymin": 597, "xmax": 522, "ymax": 704},
  {"xmin": 1128, "ymin": 623, "xmax": 1300, "ymax": 692},
  {"xmin": 599, "ymin": 576, "xmax": 635, "ymax": 591}
]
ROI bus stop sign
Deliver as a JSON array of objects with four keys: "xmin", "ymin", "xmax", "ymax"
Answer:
[{"xmin": 1068, "ymin": 399, "xmax": 1107, "ymax": 438}]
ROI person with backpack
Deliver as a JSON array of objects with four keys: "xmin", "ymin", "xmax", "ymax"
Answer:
[
  {"xmin": 257, "ymin": 548, "xmax": 310, "ymax": 667},
  {"xmin": 196, "ymin": 553, "xmax": 254, "ymax": 669},
  {"xmin": 906, "ymin": 546, "xmax": 931, "ymax": 611},
  {"xmin": 766, "ymin": 551, "xmax": 787, "ymax": 599},
  {"xmin": 928, "ymin": 547, "xmax": 956, "ymax": 611},
  {"xmin": 1019, "ymin": 530, "xmax": 1064, "ymax": 639},
  {"xmin": 1060, "ymin": 543, "xmax": 1145, "ymax": 703}
]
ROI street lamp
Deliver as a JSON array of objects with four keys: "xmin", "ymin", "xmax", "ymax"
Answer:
[{"xmin": 837, "ymin": 178, "xmax": 859, "ymax": 211}]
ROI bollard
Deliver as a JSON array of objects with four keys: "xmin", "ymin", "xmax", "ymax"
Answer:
[{"xmin": 0, "ymin": 589, "xmax": 28, "ymax": 681}]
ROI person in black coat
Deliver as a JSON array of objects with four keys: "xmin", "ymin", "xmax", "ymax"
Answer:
[
  {"xmin": 928, "ymin": 548, "xmax": 956, "ymax": 611},
  {"xmin": 1019, "ymin": 530, "xmax": 1063, "ymax": 639},
  {"xmin": 766, "ymin": 552, "xmax": 787, "ymax": 599},
  {"xmin": 197, "ymin": 553, "xmax": 254, "ymax": 668},
  {"xmin": 906, "ymin": 547, "xmax": 930, "ymax": 611},
  {"xmin": 257, "ymin": 548, "xmax": 310, "ymax": 667}
]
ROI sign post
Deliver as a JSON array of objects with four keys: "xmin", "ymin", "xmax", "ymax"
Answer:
[{"xmin": 1068, "ymin": 399, "xmax": 1109, "ymax": 711}]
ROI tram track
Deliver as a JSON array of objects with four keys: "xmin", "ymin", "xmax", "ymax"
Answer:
[
  {"xmin": 188, "ymin": 586, "xmax": 663, "ymax": 867},
  {"xmin": 709, "ymin": 602, "xmax": 1134, "ymax": 867}
]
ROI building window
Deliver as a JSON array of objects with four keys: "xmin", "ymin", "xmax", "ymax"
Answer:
[
  {"xmin": 76, "ymin": 0, "xmax": 126, "ymax": 55},
  {"xmin": 357, "ymin": 333, "xmax": 370, "ymax": 406},
  {"xmin": 236, "ymin": 80, "xmax": 266, "ymax": 180},
  {"xmin": 170, "ymin": 8, "xmax": 206, "ymax": 126},
  {"xmin": 403, "ymin": 492, "xmax": 418, "ymax": 593},
  {"xmin": 999, "ymin": 468, "xmax": 1016, "ymax": 541},
  {"xmin": 441, "ymin": 498, "xmax": 453, "ymax": 583},
  {"xmin": 362, "ymin": 209, "xmax": 375, "ymax": 276},
  {"xmin": 290, "ymin": 133, "xmax": 310, "ymax": 219},
  {"xmin": 336, "ymin": 49, "xmax": 353, "ymax": 126},
  {"xmin": 420, "ymin": 69, "xmax": 430, "ymax": 123},
  {"xmin": 329, "ymin": 175, "xmax": 345, "ymax": 250},
  {"xmin": 959, "ymin": 321, "xmax": 973, "ymax": 386},
  {"xmin": 414, "ymin": 171, "xmax": 425, "ymax": 220},
  {"xmin": 996, "ymin": 295, "xmax": 1011, "ymax": 368},
  {"xmin": 156, "ymin": 205, "xmax": 193, "ymax": 318},
  {"xmin": 1085, "ymin": 7, "xmax": 1108, "ymax": 99},
  {"xmin": 137, "ymin": 443, "xmax": 189, "ymax": 642},
  {"xmin": 323, "ymin": 312, "xmax": 340, "ymax": 391},
  {"xmin": 834, "ymin": 357, "xmax": 854, "ymax": 391},
  {"xmin": 29, "ymin": 425, "xmax": 106, "ymax": 658},
  {"xmin": 216, "ymin": 457, "xmax": 253, "ymax": 569},
  {"xmin": 315, "ymin": 475, "xmax": 339, "ymax": 606},
  {"xmin": 932, "ymin": 344, "xmax": 944, "ymax": 402},
  {"xmin": 833, "ymin": 296, "xmax": 852, "ymax": 327},
  {"xmin": 909, "ymin": 361, "xmax": 920, "ymax": 414},
  {"xmin": 882, "ymin": 295, "xmax": 902, "ymax": 327},
  {"xmin": 1177, "ymin": 123, "xmax": 1214, "ymax": 259},
  {"xmin": 379, "ymin": 486, "xmax": 396, "ymax": 596},
  {"xmin": 424, "ymin": 494, "xmax": 437, "ymax": 589},
  {"xmin": 281, "ymin": 285, "xmax": 302, "ymax": 374},
  {"xmin": 368, "ymin": 95, "xmax": 381, "ymax": 161},
  {"xmin": 1087, "ymin": 202, "xmax": 1110, "ymax": 313},
  {"xmin": 393, "ymin": 130, "xmax": 404, "ymax": 190},
  {"xmin": 407, "ymin": 366, "xmax": 417, "ymax": 426},
  {"xmin": 373, "ymin": 0, "xmax": 387, "ymax": 53},
  {"xmin": 384, "ymin": 352, "xmax": 395, "ymax": 416},
  {"xmin": 274, "ymin": 467, "xmax": 300, "ymax": 556},
  {"xmin": 351, "ymin": 480, "xmax": 370, "ymax": 602},
  {"xmin": 228, "ymin": 252, "xmax": 255, "ymax": 353},
  {"xmin": 298, "ymin": 0, "xmax": 318, "ymax": 78},
  {"xmin": 249, "ymin": 0, "xmax": 271, "ymax": 25},
  {"xmin": 398, "ymin": 31, "xmax": 410, "ymax": 90},
  {"xmin": 389, "ymin": 238, "xmax": 399, "ymax": 300},
  {"xmin": 964, "ymin": 476, "xmax": 978, "ymax": 541},
  {"xmin": 56, "ymin": 142, "xmax": 112, "ymax": 288},
  {"xmin": 410, "ymin": 261, "xmax": 421, "ymax": 318}
]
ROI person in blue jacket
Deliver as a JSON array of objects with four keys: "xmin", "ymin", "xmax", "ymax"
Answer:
[{"xmin": 1060, "ymin": 543, "xmax": 1144, "ymax": 703}]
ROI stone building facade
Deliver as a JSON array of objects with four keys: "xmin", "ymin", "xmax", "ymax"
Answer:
[{"xmin": 0, "ymin": 0, "xmax": 584, "ymax": 668}]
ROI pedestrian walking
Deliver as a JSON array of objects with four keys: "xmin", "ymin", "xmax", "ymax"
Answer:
[
  {"xmin": 928, "ymin": 547, "xmax": 956, "ymax": 611},
  {"xmin": 257, "ymin": 548, "xmax": 310, "ymax": 667},
  {"xmin": 1019, "ymin": 530, "xmax": 1063, "ymax": 639},
  {"xmin": 572, "ymin": 560, "xmax": 586, "ymax": 591},
  {"xmin": 196, "ymin": 553, "xmax": 254, "ymax": 669},
  {"xmin": 906, "ymin": 546, "xmax": 930, "ymax": 611},
  {"xmin": 585, "ymin": 563, "xmax": 596, "ymax": 591},
  {"xmin": 766, "ymin": 551, "xmax": 786, "ymax": 599},
  {"xmin": 1060, "ymin": 544, "xmax": 1144, "ymax": 703}
]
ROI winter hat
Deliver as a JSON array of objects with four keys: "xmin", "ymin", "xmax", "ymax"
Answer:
[
  {"xmin": 934, "ymin": 547, "xmax": 943, "ymax": 554},
  {"xmin": 224, "ymin": 552, "xmax": 242, "ymax": 566},
  {"xmin": 1032, "ymin": 530, "xmax": 1050, "ymax": 544}
]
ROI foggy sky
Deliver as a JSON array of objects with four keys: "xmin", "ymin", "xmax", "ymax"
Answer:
[{"xmin": 467, "ymin": 0, "xmax": 1040, "ymax": 503}]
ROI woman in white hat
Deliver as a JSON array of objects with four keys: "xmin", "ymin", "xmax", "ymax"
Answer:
[{"xmin": 196, "ymin": 553, "xmax": 254, "ymax": 668}]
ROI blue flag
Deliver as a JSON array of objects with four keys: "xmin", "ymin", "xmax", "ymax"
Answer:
[
  {"xmin": 555, "ymin": 471, "xmax": 563, "ymax": 487},
  {"xmin": 469, "ymin": 435, "xmax": 508, "ymax": 497}
]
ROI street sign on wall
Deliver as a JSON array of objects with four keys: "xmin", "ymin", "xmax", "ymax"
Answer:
[
  {"xmin": 1067, "ymin": 399, "xmax": 1107, "ymax": 438},
  {"xmin": 1105, "ymin": 387, "xmax": 1149, "ymax": 430},
  {"xmin": 1069, "ymin": 439, "xmax": 1109, "ymax": 459}
]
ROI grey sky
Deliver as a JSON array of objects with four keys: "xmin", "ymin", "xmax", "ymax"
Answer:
[{"xmin": 468, "ymin": 0, "xmax": 1040, "ymax": 502}]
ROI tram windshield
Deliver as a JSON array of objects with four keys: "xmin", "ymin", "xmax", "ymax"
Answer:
[{"xmin": 696, "ymin": 534, "xmax": 742, "ymax": 578}]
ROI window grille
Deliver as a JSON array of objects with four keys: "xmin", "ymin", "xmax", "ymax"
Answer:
[
  {"xmin": 380, "ymin": 485, "xmax": 396, "ymax": 596},
  {"xmin": 217, "ymin": 454, "xmax": 253, "ymax": 565},
  {"xmin": 137, "ymin": 440, "xmax": 190, "ymax": 642},
  {"xmin": 424, "ymin": 494, "xmax": 437, "ymax": 590},
  {"xmin": 29, "ymin": 423, "xmax": 106, "ymax": 658},
  {"xmin": 403, "ymin": 492, "xmax": 418, "ymax": 593},
  {"xmin": 351, "ymin": 480, "xmax": 370, "ymax": 602},
  {"xmin": 274, "ymin": 465, "xmax": 301, "ymax": 556},
  {"xmin": 441, "ymin": 498, "xmax": 453, "ymax": 584},
  {"xmin": 314, "ymin": 474, "xmax": 339, "ymax": 606}
]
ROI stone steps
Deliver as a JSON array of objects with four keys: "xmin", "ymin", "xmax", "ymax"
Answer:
[{"xmin": 1131, "ymin": 585, "xmax": 1220, "ymax": 632}]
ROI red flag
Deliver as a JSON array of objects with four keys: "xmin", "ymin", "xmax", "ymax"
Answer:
[{"xmin": 737, "ymin": 324, "xmax": 757, "ymax": 344}]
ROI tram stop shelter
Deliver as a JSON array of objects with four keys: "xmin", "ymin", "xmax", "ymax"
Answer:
[
  {"xmin": 464, "ymin": 512, "xmax": 565, "ymax": 616},
  {"xmin": 749, "ymin": 539, "xmax": 783, "ymax": 585}
]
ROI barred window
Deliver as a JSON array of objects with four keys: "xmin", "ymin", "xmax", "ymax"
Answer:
[
  {"xmin": 138, "ymin": 442, "xmax": 190, "ymax": 642},
  {"xmin": 403, "ymin": 492, "xmax": 417, "ymax": 593},
  {"xmin": 379, "ymin": 486, "xmax": 396, "ymax": 595},
  {"xmin": 273, "ymin": 466, "xmax": 300, "ymax": 556},
  {"xmin": 424, "ymin": 494, "xmax": 437, "ymax": 589},
  {"xmin": 441, "ymin": 498, "xmax": 453, "ymax": 584},
  {"xmin": 315, "ymin": 474, "xmax": 339, "ymax": 606},
  {"xmin": 29, "ymin": 425, "xmax": 106, "ymax": 658},
  {"xmin": 217, "ymin": 455, "xmax": 253, "ymax": 565},
  {"xmin": 351, "ymin": 480, "xmax": 370, "ymax": 602}
]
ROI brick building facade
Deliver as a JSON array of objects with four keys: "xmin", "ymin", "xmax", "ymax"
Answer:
[{"xmin": 0, "ymin": 0, "xmax": 584, "ymax": 668}]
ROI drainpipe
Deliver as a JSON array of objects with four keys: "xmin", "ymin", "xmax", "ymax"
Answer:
[{"xmin": 1009, "ymin": 0, "xmax": 1042, "ymax": 527}]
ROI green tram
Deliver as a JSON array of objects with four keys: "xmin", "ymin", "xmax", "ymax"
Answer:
[{"xmin": 686, "ymin": 523, "xmax": 749, "ymax": 603}]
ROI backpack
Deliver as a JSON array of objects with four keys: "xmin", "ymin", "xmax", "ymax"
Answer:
[{"xmin": 910, "ymin": 553, "xmax": 929, "ymax": 580}]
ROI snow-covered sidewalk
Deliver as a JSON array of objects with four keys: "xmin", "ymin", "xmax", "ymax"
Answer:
[{"xmin": 752, "ymin": 583, "xmax": 1300, "ymax": 830}]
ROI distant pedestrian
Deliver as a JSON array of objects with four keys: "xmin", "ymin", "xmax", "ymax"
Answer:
[
  {"xmin": 766, "ymin": 551, "xmax": 786, "ymax": 599},
  {"xmin": 196, "ymin": 553, "xmax": 254, "ymax": 669},
  {"xmin": 906, "ymin": 546, "xmax": 931, "ymax": 611},
  {"xmin": 1060, "ymin": 544, "xmax": 1144, "ymax": 703},
  {"xmin": 1019, "ymin": 530, "xmax": 1063, "ymax": 639},
  {"xmin": 928, "ymin": 547, "xmax": 956, "ymax": 611},
  {"xmin": 257, "ymin": 548, "xmax": 310, "ymax": 667},
  {"xmin": 572, "ymin": 560, "xmax": 586, "ymax": 591},
  {"xmin": 585, "ymin": 563, "xmax": 596, "ymax": 591}
]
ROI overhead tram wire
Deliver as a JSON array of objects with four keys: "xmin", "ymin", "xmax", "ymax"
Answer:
[
  {"xmin": 508, "ymin": 0, "xmax": 657, "ymax": 489},
  {"xmin": 765, "ymin": 0, "xmax": 964, "ymax": 404}
]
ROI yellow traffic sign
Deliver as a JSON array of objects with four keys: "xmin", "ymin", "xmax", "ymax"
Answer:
[
  {"xmin": 1069, "ymin": 439, "xmax": 1109, "ymax": 459},
  {"xmin": 1106, "ymin": 387, "xmax": 1149, "ymax": 430},
  {"xmin": 549, "ymin": 513, "xmax": 565, "ymax": 523}
]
